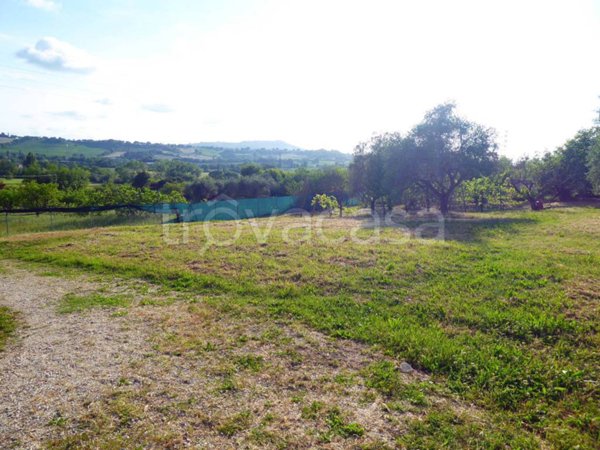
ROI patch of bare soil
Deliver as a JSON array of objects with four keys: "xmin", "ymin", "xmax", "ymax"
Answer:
[{"xmin": 0, "ymin": 264, "xmax": 153, "ymax": 448}]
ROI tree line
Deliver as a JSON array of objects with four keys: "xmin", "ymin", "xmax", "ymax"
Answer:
[
  {"xmin": 0, "ymin": 152, "xmax": 349, "ymax": 213},
  {"xmin": 1, "ymin": 102, "xmax": 599, "ymax": 214},
  {"xmin": 349, "ymin": 102, "xmax": 600, "ymax": 214}
]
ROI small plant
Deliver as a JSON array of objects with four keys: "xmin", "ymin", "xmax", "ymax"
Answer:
[
  {"xmin": 363, "ymin": 361, "xmax": 429, "ymax": 406},
  {"xmin": 325, "ymin": 407, "xmax": 365, "ymax": 438},
  {"xmin": 47, "ymin": 412, "xmax": 68, "ymax": 427},
  {"xmin": 301, "ymin": 401, "xmax": 324, "ymax": 420},
  {"xmin": 235, "ymin": 354, "xmax": 264, "ymax": 372},
  {"xmin": 58, "ymin": 293, "xmax": 131, "ymax": 314},
  {"xmin": 218, "ymin": 375, "xmax": 237, "ymax": 393},
  {"xmin": 217, "ymin": 410, "xmax": 252, "ymax": 436},
  {"xmin": 311, "ymin": 194, "xmax": 339, "ymax": 216}
]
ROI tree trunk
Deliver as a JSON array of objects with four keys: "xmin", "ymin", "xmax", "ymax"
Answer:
[
  {"xmin": 370, "ymin": 198, "xmax": 376, "ymax": 214},
  {"xmin": 439, "ymin": 194, "xmax": 450, "ymax": 215},
  {"xmin": 528, "ymin": 198, "xmax": 544, "ymax": 210}
]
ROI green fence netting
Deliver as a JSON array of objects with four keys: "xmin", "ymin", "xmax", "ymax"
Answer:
[{"xmin": 140, "ymin": 196, "xmax": 299, "ymax": 222}]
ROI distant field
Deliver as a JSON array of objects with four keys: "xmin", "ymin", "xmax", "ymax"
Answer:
[
  {"xmin": 6, "ymin": 142, "xmax": 105, "ymax": 158},
  {"xmin": 1, "ymin": 207, "xmax": 598, "ymax": 448},
  {"xmin": 0, "ymin": 178, "xmax": 23, "ymax": 186}
]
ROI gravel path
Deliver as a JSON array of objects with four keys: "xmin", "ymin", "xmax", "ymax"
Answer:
[{"xmin": 0, "ymin": 265, "xmax": 151, "ymax": 449}]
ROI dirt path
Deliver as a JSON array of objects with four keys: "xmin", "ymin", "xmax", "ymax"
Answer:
[{"xmin": 0, "ymin": 265, "xmax": 152, "ymax": 448}]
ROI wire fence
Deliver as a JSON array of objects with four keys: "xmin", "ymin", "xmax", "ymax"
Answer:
[{"xmin": 0, "ymin": 196, "xmax": 299, "ymax": 237}]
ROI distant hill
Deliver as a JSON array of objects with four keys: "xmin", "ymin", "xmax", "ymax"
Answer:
[
  {"xmin": 194, "ymin": 140, "xmax": 300, "ymax": 151},
  {"xmin": 0, "ymin": 135, "xmax": 351, "ymax": 168}
]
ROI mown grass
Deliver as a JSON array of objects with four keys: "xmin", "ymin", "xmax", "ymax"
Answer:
[
  {"xmin": 0, "ymin": 306, "xmax": 17, "ymax": 351},
  {"xmin": 57, "ymin": 293, "xmax": 131, "ymax": 314},
  {"xmin": 1, "ymin": 206, "xmax": 599, "ymax": 448},
  {"xmin": 0, "ymin": 211, "xmax": 162, "ymax": 238}
]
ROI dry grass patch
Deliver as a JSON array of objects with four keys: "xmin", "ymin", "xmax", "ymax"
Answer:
[{"xmin": 47, "ymin": 295, "xmax": 476, "ymax": 449}]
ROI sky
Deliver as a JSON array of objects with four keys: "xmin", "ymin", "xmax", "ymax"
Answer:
[{"xmin": 0, "ymin": 0, "xmax": 599, "ymax": 157}]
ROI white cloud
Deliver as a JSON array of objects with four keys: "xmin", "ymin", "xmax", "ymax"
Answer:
[
  {"xmin": 3, "ymin": 0, "xmax": 600, "ymax": 155},
  {"xmin": 141, "ymin": 103, "xmax": 173, "ymax": 113},
  {"xmin": 48, "ymin": 110, "xmax": 85, "ymax": 120},
  {"xmin": 16, "ymin": 37, "xmax": 95, "ymax": 73},
  {"xmin": 23, "ymin": 0, "xmax": 59, "ymax": 11},
  {"xmin": 95, "ymin": 98, "xmax": 112, "ymax": 106}
]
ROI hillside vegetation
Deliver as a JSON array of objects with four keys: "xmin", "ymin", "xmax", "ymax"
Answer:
[{"xmin": 1, "ymin": 206, "xmax": 598, "ymax": 448}]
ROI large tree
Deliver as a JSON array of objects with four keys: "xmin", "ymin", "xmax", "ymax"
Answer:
[
  {"xmin": 405, "ymin": 103, "xmax": 498, "ymax": 215},
  {"xmin": 587, "ymin": 130, "xmax": 600, "ymax": 194},
  {"xmin": 543, "ymin": 128, "xmax": 598, "ymax": 200},
  {"xmin": 349, "ymin": 136, "xmax": 394, "ymax": 213}
]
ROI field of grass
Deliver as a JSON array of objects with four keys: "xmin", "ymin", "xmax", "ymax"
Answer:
[
  {"xmin": 6, "ymin": 141, "xmax": 105, "ymax": 158},
  {"xmin": 1, "ymin": 207, "xmax": 598, "ymax": 448},
  {"xmin": 0, "ymin": 178, "xmax": 23, "ymax": 186},
  {"xmin": 0, "ymin": 211, "xmax": 163, "ymax": 237}
]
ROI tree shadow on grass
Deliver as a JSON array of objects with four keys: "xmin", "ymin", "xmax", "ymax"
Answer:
[
  {"xmin": 359, "ymin": 213, "xmax": 537, "ymax": 244},
  {"xmin": 437, "ymin": 217, "xmax": 537, "ymax": 243}
]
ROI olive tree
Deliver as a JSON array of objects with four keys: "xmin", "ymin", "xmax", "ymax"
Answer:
[{"xmin": 405, "ymin": 103, "xmax": 498, "ymax": 215}]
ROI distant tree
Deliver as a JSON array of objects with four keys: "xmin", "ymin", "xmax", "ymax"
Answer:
[
  {"xmin": 0, "ymin": 158, "xmax": 15, "ymax": 177},
  {"xmin": 89, "ymin": 183, "xmax": 184, "ymax": 207},
  {"xmin": 153, "ymin": 160, "xmax": 201, "ymax": 182},
  {"xmin": 508, "ymin": 158, "xmax": 548, "ymax": 210},
  {"xmin": 16, "ymin": 182, "xmax": 61, "ymax": 209},
  {"xmin": 89, "ymin": 167, "xmax": 116, "ymax": 184},
  {"xmin": 132, "ymin": 171, "xmax": 151, "ymax": 189},
  {"xmin": 308, "ymin": 167, "xmax": 349, "ymax": 217},
  {"xmin": 23, "ymin": 152, "xmax": 37, "ymax": 168},
  {"xmin": 349, "ymin": 141, "xmax": 389, "ymax": 213},
  {"xmin": 56, "ymin": 166, "xmax": 90, "ymax": 191},
  {"xmin": 542, "ymin": 128, "xmax": 598, "ymax": 200},
  {"xmin": 184, "ymin": 178, "xmax": 218, "ymax": 202},
  {"xmin": 237, "ymin": 175, "xmax": 274, "ymax": 198},
  {"xmin": 60, "ymin": 187, "xmax": 91, "ymax": 207},
  {"xmin": 0, "ymin": 188, "xmax": 17, "ymax": 211},
  {"xmin": 240, "ymin": 163, "xmax": 263, "ymax": 177},
  {"xmin": 115, "ymin": 161, "xmax": 146, "ymax": 184},
  {"xmin": 457, "ymin": 175, "xmax": 516, "ymax": 211},
  {"xmin": 587, "ymin": 132, "xmax": 600, "ymax": 194}
]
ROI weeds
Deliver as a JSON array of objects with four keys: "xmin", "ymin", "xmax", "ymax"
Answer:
[
  {"xmin": 0, "ymin": 306, "xmax": 17, "ymax": 351},
  {"xmin": 57, "ymin": 293, "xmax": 131, "ymax": 313}
]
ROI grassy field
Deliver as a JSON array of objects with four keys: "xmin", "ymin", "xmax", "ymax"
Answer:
[
  {"xmin": 0, "ymin": 178, "xmax": 23, "ymax": 186},
  {"xmin": 6, "ymin": 141, "xmax": 105, "ymax": 158},
  {"xmin": 0, "ymin": 211, "xmax": 163, "ymax": 237},
  {"xmin": 1, "ymin": 207, "xmax": 598, "ymax": 448}
]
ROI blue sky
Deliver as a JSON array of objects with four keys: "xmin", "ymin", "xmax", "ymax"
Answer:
[{"xmin": 1, "ymin": 0, "xmax": 599, "ymax": 156}]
